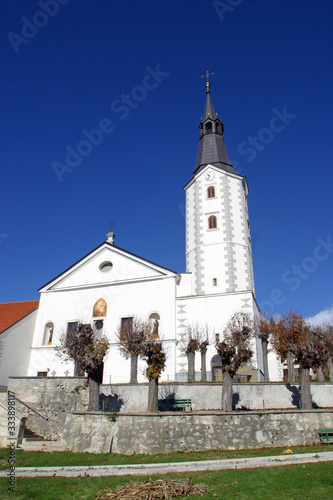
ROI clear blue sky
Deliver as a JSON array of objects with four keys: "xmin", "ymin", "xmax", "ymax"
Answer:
[{"xmin": 1, "ymin": 0, "xmax": 332, "ymax": 321}]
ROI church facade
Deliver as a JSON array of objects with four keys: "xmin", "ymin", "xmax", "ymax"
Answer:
[{"xmin": 28, "ymin": 80, "xmax": 272, "ymax": 383}]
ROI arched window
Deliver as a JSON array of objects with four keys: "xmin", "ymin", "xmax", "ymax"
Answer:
[
  {"xmin": 205, "ymin": 122, "xmax": 213, "ymax": 133},
  {"xmin": 149, "ymin": 313, "xmax": 160, "ymax": 339},
  {"xmin": 42, "ymin": 322, "xmax": 54, "ymax": 346},
  {"xmin": 207, "ymin": 186, "xmax": 215, "ymax": 198},
  {"xmin": 208, "ymin": 215, "xmax": 217, "ymax": 229},
  {"xmin": 93, "ymin": 298, "xmax": 107, "ymax": 317}
]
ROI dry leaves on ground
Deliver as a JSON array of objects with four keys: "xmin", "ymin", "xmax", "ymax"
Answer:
[{"xmin": 94, "ymin": 477, "xmax": 209, "ymax": 499}]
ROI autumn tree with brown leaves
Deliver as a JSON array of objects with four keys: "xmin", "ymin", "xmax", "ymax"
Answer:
[
  {"xmin": 322, "ymin": 324, "xmax": 333, "ymax": 381},
  {"xmin": 216, "ymin": 312, "xmax": 253, "ymax": 411},
  {"xmin": 271, "ymin": 312, "xmax": 305, "ymax": 382},
  {"xmin": 116, "ymin": 317, "xmax": 152, "ymax": 384},
  {"xmin": 291, "ymin": 324, "xmax": 330, "ymax": 409},
  {"xmin": 141, "ymin": 339, "xmax": 166, "ymax": 412},
  {"xmin": 305, "ymin": 323, "xmax": 333, "ymax": 382},
  {"xmin": 57, "ymin": 323, "xmax": 110, "ymax": 411}
]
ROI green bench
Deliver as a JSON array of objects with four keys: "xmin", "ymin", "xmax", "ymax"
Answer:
[
  {"xmin": 319, "ymin": 428, "xmax": 333, "ymax": 444},
  {"xmin": 174, "ymin": 399, "xmax": 192, "ymax": 411}
]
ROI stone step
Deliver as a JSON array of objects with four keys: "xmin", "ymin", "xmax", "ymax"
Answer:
[
  {"xmin": 19, "ymin": 440, "xmax": 67, "ymax": 452},
  {"xmin": 22, "ymin": 426, "xmax": 44, "ymax": 441}
]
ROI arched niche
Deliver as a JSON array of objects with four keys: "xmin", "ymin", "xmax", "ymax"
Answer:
[
  {"xmin": 149, "ymin": 312, "xmax": 160, "ymax": 339},
  {"xmin": 42, "ymin": 322, "xmax": 54, "ymax": 346}
]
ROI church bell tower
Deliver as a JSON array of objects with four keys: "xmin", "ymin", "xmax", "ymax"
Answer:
[{"xmin": 184, "ymin": 77, "xmax": 255, "ymax": 297}]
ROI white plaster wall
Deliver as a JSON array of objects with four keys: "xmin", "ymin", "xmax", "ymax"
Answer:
[
  {"xmin": 0, "ymin": 310, "xmax": 38, "ymax": 387},
  {"xmin": 176, "ymin": 291, "xmax": 260, "ymax": 378},
  {"xmin": 185, "ymin": 166, "xmax": 254, "ymax": 297},
  {"xmin": 29, "ymin": 273, "xmax": 178, "ymax": 383}
]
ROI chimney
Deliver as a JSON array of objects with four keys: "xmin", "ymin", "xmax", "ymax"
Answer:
[{"xmin": 106, "ymin": 231, "xmax": 115, "ymax": 244}]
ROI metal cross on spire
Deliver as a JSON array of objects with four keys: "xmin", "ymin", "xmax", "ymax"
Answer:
[{"xmin": 202, "ymin": 70, "xmax": 214, "ymax": 93}]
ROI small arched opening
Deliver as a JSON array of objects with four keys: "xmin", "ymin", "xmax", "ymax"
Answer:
[
  {"xmin": 205, "ymin": 121, "xmax": 213, "ymax": 133},
  {"xmin": 42, "ymin": 322, "xmax": 54, "ymax": 346}
]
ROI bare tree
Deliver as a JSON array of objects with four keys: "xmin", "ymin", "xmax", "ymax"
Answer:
[
  {"xmin": 180, "ymin": 323, "xmax": 210, "ymax": 382},
  {"xmin": 180, "ymin": 325, "xmax": 199, "ymax": 382},
  {"xmin": 57, "ymin": 323, "xmax": 110, "ymax": 411},
  {"xmin": 141, "ymin": 339, "xmax": 166, "ymax": 412},
  {"xmin": 116, "ymin": 317, "xmax": 151, "ymax": 384},
  {"xmin": 216, "ymin": 312, "xmax": 253, "ymax": 412},
  {"xmin": 256, "ymin": 313, "xmax": 275, "ymax": 382},
  {"xmin": 291, "ymin": 323, "xmax": 330, "ymax": 410}
]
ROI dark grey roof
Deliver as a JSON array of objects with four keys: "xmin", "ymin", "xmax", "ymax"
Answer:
[
  {"xmin": 203, "ymin": 92, "xmax": 217, "ymax": 121},
  {"xmin": 194, "ymin": 132, "xmax": 236, "ymax": 174},
  {"xmin": 193, "ymin": 89, "xmax": 238, "ymax": 176}
]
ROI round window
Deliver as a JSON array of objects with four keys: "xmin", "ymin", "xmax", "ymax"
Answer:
[{"xmin": 99, "ymin": 261, "xmax": 113, "ymax": 272}]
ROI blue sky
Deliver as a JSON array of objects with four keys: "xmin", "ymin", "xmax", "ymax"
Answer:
[{"xmin": 1, "ymin": 0, "xmax": 332, "ymax": 321}]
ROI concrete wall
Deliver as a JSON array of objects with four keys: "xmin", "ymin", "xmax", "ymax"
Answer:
[
  {"xmin": 8, "ymin": 378, "xmax": 333, "ymax": 415},
  {"xmin": 100, "ymin": 382, "xmax": 333, "ymax": 412},
  {"xmin": 63, "ymin": 410, "xmax": 333, "ymax": 454}
]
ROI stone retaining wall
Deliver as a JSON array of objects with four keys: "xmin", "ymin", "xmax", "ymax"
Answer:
[
  {"xmin": 8, "ymin": 377, "xmax": 87, "ymax": 440},
  {"xmin": 6, "ymin": 378, "xmax": 333, "ymax": 453},
  {"xmin": 61, "ymin": 410, "xmax": 333, "ymax": 454}
]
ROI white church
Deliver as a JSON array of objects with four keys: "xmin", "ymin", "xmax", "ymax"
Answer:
[{"xmin": 27, "ymin": 79, "xmax": 280, "ymax": 384}]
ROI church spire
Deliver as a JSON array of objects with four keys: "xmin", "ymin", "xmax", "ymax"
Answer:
[{"xmin": 194, "ymin": 75, "xmax": 237, "ymax": 175}]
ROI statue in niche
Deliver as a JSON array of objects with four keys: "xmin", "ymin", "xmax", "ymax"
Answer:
[{"xmin": 152, "ymin": 319, "xmax": 159, "ymax": 339}]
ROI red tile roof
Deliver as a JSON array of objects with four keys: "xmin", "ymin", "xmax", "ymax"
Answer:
[{"xmin": 0, "ymin": 301, "xmax": 39, "ymax": 334}]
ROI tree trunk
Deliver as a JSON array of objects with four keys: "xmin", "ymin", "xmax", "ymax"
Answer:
[
  {"xmin": 200, "ymin": 348, "xmax": 207, "ymax": 382},
  {"xmin": 222, "ymin": 369, "xmax": 233, "ymax": 412},
  {"xmin": 74, "ymin": 359, "xmax": 84, "ymax": 376},
  {"xmin": 327, "ymin": 356, "xmax": 333, "ymax": 381},
  {"xmin": 317, "ymin": 367, "xmax": 325, "ymax": 382},
  {"xmin": 88, "ymin": 373, "xmax": 100, "ymax": 411},
  {"xmin": 130, "ymin": 352, "xmax": 138, "ymax": 384},
  {"xmin": 148, "ymin": 377, "xmax": 159, "ymax": 412},
  {"xmin": 187, "ymin": 351, "xmax": 195, "ymax": 382},
  {"xmin": 300, "ymin": 367, "xmax": 312, "ymax": 410},
  {"xmin": 262, "ymin": 339, "xmax": 269, "ymax": 382},
  {"xmin": 287, "ymin": 351, "xmax": 295, "ymax": 383}
]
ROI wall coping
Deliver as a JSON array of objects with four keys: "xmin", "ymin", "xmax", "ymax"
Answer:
[
  {"xmin": 73, "ymin": 408, "xmax": 333, "ymax": 417},
  {"xmin": 9, "ymin": 377, "xmax": 333, "ymax": 386}
]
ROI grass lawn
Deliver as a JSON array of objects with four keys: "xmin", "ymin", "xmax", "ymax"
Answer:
[
  {"xmin": 0, "ymin": 462, "xmax": 332, "ymax": 499},
  {"xmin": 0, "ymin": 443, "xmax": 331, "ymax": 470}
]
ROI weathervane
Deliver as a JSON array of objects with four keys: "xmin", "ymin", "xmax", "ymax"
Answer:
[{"xmin": 202, "ymin": 70, "xmax": 214, "ymax": 93}]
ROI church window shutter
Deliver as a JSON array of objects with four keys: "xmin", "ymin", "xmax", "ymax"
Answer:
[
  {"xmin": 208, "ymin": 215, "xmax": 217, "ymax": 229},
  {"xmin": 207, "ymin": 186, "xmax": 215, "ymax": 198},
  {"xmin": 66, "ymin": 322, "xmax": 78, "ymax": 341}
]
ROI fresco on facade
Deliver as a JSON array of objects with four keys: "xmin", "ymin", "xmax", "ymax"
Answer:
[{"xmin": 93, "ymin": 298, "xmax": 107, "ymax": 317}]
